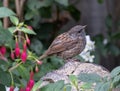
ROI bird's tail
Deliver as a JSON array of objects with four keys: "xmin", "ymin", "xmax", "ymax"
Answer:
[{"xmin": 39, "ymin": 54, "xmax": 47, "ymax": 60}]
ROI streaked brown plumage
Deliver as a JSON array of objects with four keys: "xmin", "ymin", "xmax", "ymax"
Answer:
[{"xmin": 39, "ymin": 25, "xmax": 86, "ymax": 61}]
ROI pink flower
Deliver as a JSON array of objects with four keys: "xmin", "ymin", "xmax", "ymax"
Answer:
[
  {"xmin": 23, "ymin": 42, "xmax": 27, "ymax": 51},
  {"xmin": 37, "ymin": 60, "xmax": 43, "ymax": 65},
  {"xmin": 20, "ymin": 88, "xmax": 25, "ymax": 91},
  {"xmin": 27, "ymin": 26, "xmax": 33, "ymax": 30},
  {"xmin": 25, "ymin": 87, "xmax": 30, "ymax": 91},
  {"xmin": 11, "ymin": 51, "xmax": 15, "ymax": 60},
  {"xmin": 30, "ymin": 71, "xmax": 34, "ymax": 80},
  {"xmin": 28, "ymin": 79, "xmax": 34, "ymax": 89},
  {"xmin": 25, "ymin": 71, "xmax": 35, "ymax": 90},
  {"xmin": 35, "ymin": 66, "xmax": 39, "ymax": 73},
  {"xmin": 9, "ymin": 86, "xmax": 14, "ymax": 91},
  {"xmin": 26, "ymin": 37, "xmax": 30, "ymax": 45},
  {"xmin": 0, "ymin": 46, "xmax": 6, "ymax": 55},
  {"xmin": 15, "ymin": 42, "xmax": 20, "ymax": 57},
  {"xmin": 20, "ymin": 50, "xmax": 27, "ymax": 63}
]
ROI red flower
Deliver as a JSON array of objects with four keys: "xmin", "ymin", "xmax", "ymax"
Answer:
[
  {"xmin": 9, "ymin": 86, "xmax": 14, "ymax": 91},
  {"xmin": 25, "ymin": 71, "xmax": 35, "ymax": 90},
  {"xmin": 15, "ymin": 42, "xmax": 20, "ymax": 57},
  {"xmin": 11, "ymin": 51, "xmax": 15, "ymax": 60},
  {"xmin": 28, "ymin": 79, "xmax": 34, "ymax": 89},
  {"xmin": 25, "ymin": 87, "xmax": 30, "ymax": 91},
  {"xmin": 30, "ymin": 71, "xmax": 34, "ymax": 80},
  {"xmin": 21, "ymin": 50, "xmax": 27, "ymax": 63},
  {"xmin": 0, "ymin": 46, "xmax": 6, "ymax": 55},
  {"xmin": 20, "ymin": 88, "xmax": 25, "ymax": 91}
]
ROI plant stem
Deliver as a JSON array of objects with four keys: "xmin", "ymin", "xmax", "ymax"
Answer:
[
  {"xmin": 8, "ymin": 62, "xmax": 22, "ymax": 72},
  {"xmin": 9, "ymin": 71, "xmax": 14, "ymax": 85}
]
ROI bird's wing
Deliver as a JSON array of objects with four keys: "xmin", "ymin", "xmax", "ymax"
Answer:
[{"xmin": 45, "ymin": 33, "xmax": 78, "ymax": 55}]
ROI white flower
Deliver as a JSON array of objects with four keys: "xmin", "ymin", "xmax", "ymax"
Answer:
[
  {"xmin": 85, "ymin": 35, "xmax": 95, "ymax": 51},
  {"xmin": 103, "ymin": 39, "xmax": 108, "ymax": 45},
  {"xmin": 80, "ymin": 52, "xmax": 95, "ymax": 62},
  {"xmin": 80, "ymin": 35, "xmax": 95, "ymax": 62},
  {"xmin": 6, "ymin": 86, "xmax": 19, "ymax": 91}
]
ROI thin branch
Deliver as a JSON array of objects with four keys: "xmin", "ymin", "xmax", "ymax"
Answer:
[
  {"xmin": 15, "ymin": 0, "xmax": 21, "ymax": 18},
  {"xmin": 3, "ymin": 0, "xmax": 9, "ymax": 28},
  {"xmin": 15, "ymin": 0, "xmax": 26, "ymax": 42}
]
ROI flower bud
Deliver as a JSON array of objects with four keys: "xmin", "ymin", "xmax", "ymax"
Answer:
[
  {"xmin": 11, "ymin": 51, "xmax": 15, "ymax": 60},
  {"xmin": 23, "ymin": 42, "xmax": 27, "ymax": 51},
  {"xmin": 0, "ymin": 46, "xmax": 6, "ymax": 55},
  {"xmin": 9, "ymin": 86, "xmax": 14, "ymax": 91},
  {"xmin": 35, "ymin": 66, "xmax": 39, "ymax": 73},
  {"xmin": 26, "ymin": 37, "xmax": 30, "ymax": 45},
  {"xmin": 27, "ymin": 26, "xmax": 33, "ymax": 30},
  {"xmin": 37, "ymin": 60, "xmax": 43, "ymax": 65},
  {"xmin": 21, "ymin": 50, "xmax": 27, "ymax": 63},
  {"xmin": 30, "ymin": 71, "xmax": 34, "ymax": 80},
  {"xmin": 15, "ymin": 42, "xmax": 20, "ymax": 57}
]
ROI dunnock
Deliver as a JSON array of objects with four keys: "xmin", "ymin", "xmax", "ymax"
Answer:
[{"xmin": 39, "ymin": 25, "xmax": 86, "ymax": 61}]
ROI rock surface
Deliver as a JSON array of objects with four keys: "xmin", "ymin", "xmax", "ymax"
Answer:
[{"xmin": 40, "ymin": 60, "xmax": 110, "ymax": 91}]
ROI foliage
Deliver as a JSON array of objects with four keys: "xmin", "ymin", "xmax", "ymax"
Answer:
[
  {"xmin": 37, "ymin": 66, "xmax": 120, "ymax": 91},
  {"xmin": 38, "ymin": 66, "xmax": 120, "ymax": 91},
  {"xmin": 0, "ymin": 7, "xmax": 15, "ymax": 18},
  {"xmin": 93, "ymin": 14, "xmax": 120, "ymax": 63},
  {"xmin": 0, "ymin": 0, "xmax": 120, "ymax": 91}
]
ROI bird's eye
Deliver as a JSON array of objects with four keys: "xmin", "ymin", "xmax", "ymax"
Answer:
[{"xmin": 78, "ymin": 30, "xmax": 81, "ymax": 33}]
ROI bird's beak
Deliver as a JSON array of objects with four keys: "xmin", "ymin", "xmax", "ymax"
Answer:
[{"xmin": 82, "ymin": 25, "xmax": 87, "ymax": 29}]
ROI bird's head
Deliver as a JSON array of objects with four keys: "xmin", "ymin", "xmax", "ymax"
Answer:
[{"xmin": 68, "ymin": 25, "xmax": 86, "ymax": 38}]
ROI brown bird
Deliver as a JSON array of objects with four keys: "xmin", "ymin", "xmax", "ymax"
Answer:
[{"xmin": 39, "ymin": 25, "xmax": 86, "ymax": 61}]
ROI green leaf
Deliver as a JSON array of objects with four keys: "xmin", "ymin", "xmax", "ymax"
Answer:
[
  {"xmin": 112, "ymin": 75, "xmax": 120, "ymax": 88},
  {"xmin": 67, "ymin": 5, "xmax": 81, "ymax": 21},
  {"xmin": 8, "ymin": 27, "xmax": 16, "ymax": 34},
  {"xmin": 0, "ymin": 7, "xmax": 15, "ymax": 18},
  {"xmin": 27, "ymin": 0, "xmax": 53, "ymax": 10},
  {"xmin": 10, "ymin": 16, "xmax": 19, "ymax": 26},
  {"xmin": 21, "ymin": 27, "xmax": 36, "ymax": 35},
  {"xmin": 63, "ymin": 84, "xmax": 71, "ymax": 91},
  {"xmin": 110, "ymin": 66, "xmax": 120, "ymax": 78},
  {"xmin": 55, "ymin": 0, "xmax": 69, "ymax": 6},
  {"xmin": 40, "ymin": 80, "xmax": 65, "ymax": 91},
  {"xmin": 32, "ymin": 80, "xmax": 42, "ymax": 91},
  {"xmin": 108, "ymin": 44, "xmax": 120, "ymax": 56},
  {"xmin": 30, "ymin": 38, "xmax": 43, "ymax": 55},
  {"xmin": 105, "ymin": 15, "xmax": 112, "ymax": 29},
  {"xmin": 0, "ymin": 68, "xmax": 11, "ymax": 86},
  {"xmin": 0, "ymin": 26, "xmax": 13, "ymax": 46},
  {"xmin": 40, "ymin": 7, "xmax": 52, "ymax": 18},
  {"xmin": 97, "ymin": 0, "xmax": 104, "ymax": 4},
  {"xmin": 81, "ymin": 83, "xmax": 93, "ymax": 89},
  {"xmin": 0, "ymin": 84, "xmax": 6, "ymax": 91},
  {"xmin": 112, "ymin": 32, "xmax": 120, "ymax": 40},
  {"xmin": 17, "ymin": 65, "xmax": 30, "ymax": 80},
  {"xmin": 78, "ymin": 73, "xmax": 102, "ymax": 83},
  {"xmin": 94, "ymin": 82, "xmax": 110, "ymax": 91},
  {"xmin": 25, "ymin": 11, "xmax": 34, "ymax": 20},
  {"xmin": 0, "ymin": 20, "xmax": 2, "ymax": 27},
  {"xmin": 69, "ymin": 75, "xmax": 78, "ymax": 86}
]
